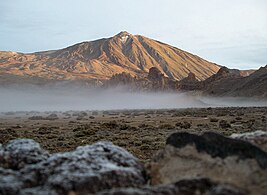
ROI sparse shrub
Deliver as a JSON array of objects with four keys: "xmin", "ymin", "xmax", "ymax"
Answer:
[
  {"xmin": 73, "ymin": 125, "xmax": 98, "ymax": 137},
  {"xmin": 133, "ymin": 141, "xmax": 142, "ymax": 146},
  {"xmin": 210, "ymin": 118, "xmax": 218, "ymax": 122},
  {"xmin": 140, "ymin": 144, "xmax": 150, "ymax": 150},
  {"xmin": 114, "ymin": 140, "xmax": 127, "ymax": 147},
  {"xmin": 76, "ymin": 116, "xmax": 84, "ymax": 120},
  {"xmin": 46, "ymin": 113, "xmax": 59, "ymax": 120},
  {"xmin": 28, "ymin": 116, "xmax": 44, "ymax": 120},
  {"xmin": 175, "ymin": 121, "xmax": 191, "ymax": 129},
  {"xmin": 119, "ymin": 124, "xmax": 130, "ymax": 130},
  {"xmin": 138, "ymin": 123, "xmax": 154, "ymax": 130},
  {"xmin": 219, "ymin": 120, "xmax": 231, "ymax": 129},
  {"xmin": 92, "ymin": 111, "xmax": 98, "ymax": 116},
  {"xmin": 158, "ymin": 124, "xmax": 175, "ymax": 130},
  {"xmin": 141, "ymin": 136, "xmax": 154, "ymax": 144},
  {"xmin": 38, "ymin": 127, "xmax": 52, "ymax": 134},
  {"xmin": 101, "ymin": 121, "xmax": 119, "ymax": 129}
]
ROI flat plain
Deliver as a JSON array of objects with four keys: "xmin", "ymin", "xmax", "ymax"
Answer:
[{"xmin": 0, "ymin": 107, "xmax": 266, "ymax": 162}]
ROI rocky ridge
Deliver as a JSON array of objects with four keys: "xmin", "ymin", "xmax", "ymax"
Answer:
[{"xmin": 104, "ymin": 65, "xmax": 267, "ymax": 97}]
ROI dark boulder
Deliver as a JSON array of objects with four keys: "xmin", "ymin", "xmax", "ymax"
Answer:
[
  {"xmin": 147, "ymin": 67, "xmax": 165, "ymax": 82},
  {"xmin": 166, "ymin": 132, "xmax": 267, "ymax": 169},
  {"xmin": 148, "ymin": 132, "xmax": 267, "ymax": 194}
]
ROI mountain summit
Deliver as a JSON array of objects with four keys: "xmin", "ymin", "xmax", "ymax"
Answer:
[{"xmin": 0, "ymin": 32, "xmax": 220, "ymax": 81}]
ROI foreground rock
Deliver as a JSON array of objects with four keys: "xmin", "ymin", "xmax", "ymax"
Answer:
[
  {"xmin": 97, "ymin": 178, "xmax": 246, "ymax": 195},
  {"xmin": 148, "ymin": 132, "xmax": 267, "ymax": 195},
  {"xmin": 0, "ymin": 139, "xmax": 146, "ymax": 195},
  {"xmin": 1, "ymin": 133, "xmax": 266, "ymax": 195},
  {"xmin": 230, "ymin": 130, "xmax": 267, "ymax": 152},
  {"xmin": 0, "ymin": 139, "xmax": 50, "ymax": 169}
]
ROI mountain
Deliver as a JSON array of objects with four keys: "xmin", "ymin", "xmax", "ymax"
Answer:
[{"xmin": 0, "ymin": 31, "xmax": 221, "ymax": 83}]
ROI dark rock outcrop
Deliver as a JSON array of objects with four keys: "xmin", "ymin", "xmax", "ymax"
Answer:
[
  {"xmin": 147, "ymin": 67, "xmax": 165, "ymax": 82},
  {"xmin": 149, "ymin": 132, "xmax": 267, "ymax": 195},
  {"xmin": 166, "ymin": 132, "xmax": 267, "ymax": 168},
  {"xmin": 202, "ymin": 65, "xmax": 267, "ymax": 97},
  {"xmin": 104, "ymin": 67, "xmax": 178, "ymax": 91},
  {"xmin": 178, "ymin": 72, "xmax": 201, "ymax": 91}
]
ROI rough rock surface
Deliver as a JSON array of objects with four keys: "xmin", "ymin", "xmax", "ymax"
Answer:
[
  {"xmin": 97, "ymin": 178, "xmax": 246, "ymax": 195},
  {"xmin": 0, "ymin": 139, "xmax": 146, "ymax": 195},
  {"xmin": 104, "ymin": 67, "xmax": 178, "ymax": 91},
  {"xmin": 148, "ymin": 132, "xmax": 267, "ymax": 195},
  {"xmin": 166, "ymin": 132, "xmax": 267, "ymax": 168},
  {"xmin": 0, "ymin": 139, "xmax": 50, "ymax": 169},
  {"xmin": 230, "ymin": 130, "xmax": 267, "ymax": 152}
]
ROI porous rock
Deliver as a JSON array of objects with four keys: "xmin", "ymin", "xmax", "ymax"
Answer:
[
  {"xmin": 0, "ymin": 139, "xmax": 50, "ymax": 169},
  {"xmin": 166, "ymin": 132, "xmax": 267, "ymax": 168},
  {"xmin": 0, "ymin": 139, "xmax": 146, "ymax": 195},
  {"xmin": 96, "ymin": 178, "xmax": 246, "ymax": 195}
]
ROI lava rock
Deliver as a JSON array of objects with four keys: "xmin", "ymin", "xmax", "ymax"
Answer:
[
  {"xmin": 97, "ymin": 178, "xmax": 246, "ymax": 195},
  {"xmin": 0, "ymin": 139, "xmax": 50, "ymax": 169},
  {"xmin": 0, "ymin": 140, "xmax": 146, "ymax": 195},
  {"xmin": 166, "ymin": 132, "xmax": 267, "ymax": 168},
  {"xmin": 148, "ymin": 132, "xmax": 267, "ymax": 194},
  {"xmin": 0, "ymin": 167, "xmax": 23, "ymax": 195},
  {"xmin": 230, "ymin": 130, "xmax": 267, "ymax": 152}
]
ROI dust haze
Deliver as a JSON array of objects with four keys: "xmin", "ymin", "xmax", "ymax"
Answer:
[{"xmin": 0, "ymin": 86, "xmax": 266, "ymax": 112}]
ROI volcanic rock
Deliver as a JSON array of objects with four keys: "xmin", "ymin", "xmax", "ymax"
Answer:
[
  {"xmin": 0, "ymin": 139, "xmax": 146, "ymax": 195},
  {"xmin": 96, "ymin": 178, "xmax": 246, "ymax": 195},
  {"xmin": 148, "ymin": 132, "xmax": 267, "ymax": 194},
  {"xmin": 0, "ymin": 139, "xmax": 49, "ymax": 170},
  {"xmin": 231, "ymin": 130, "xmax": 267, "ymax": 152}
]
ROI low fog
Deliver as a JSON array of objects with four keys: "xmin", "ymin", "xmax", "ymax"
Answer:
[{"xmin": 0, "ymin": 87, "xmax": 266, "ymax": 112}]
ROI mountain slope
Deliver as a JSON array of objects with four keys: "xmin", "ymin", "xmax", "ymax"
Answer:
[
  {"xmin": 0, "ymin": 32, "xmax": 221, "ymax": 82},
  {"xmin": 203, "ymin": 65, "xmax": 267, "ymax": 97}
]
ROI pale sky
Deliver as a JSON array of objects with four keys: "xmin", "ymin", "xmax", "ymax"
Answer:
[{"xmin": 0, "ymin": 0, "xmax": 266, "ymax": 69}]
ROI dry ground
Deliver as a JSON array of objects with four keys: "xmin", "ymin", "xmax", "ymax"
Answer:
[{"xmin": 0, "ymin": 107, "xmax": 266, "ymax": 162}]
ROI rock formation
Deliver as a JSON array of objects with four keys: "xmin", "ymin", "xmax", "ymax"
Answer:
[
  {"xmin": 1, "ymin": 131, "xmax": 266, "ymax": 194},
  {"xmin": 0, "ymin": 139, "xmax": 146, "ymax": 195},
  {"xmin": 148, "ymin": 132, "xmax": 267, "ymax": 195},
  {"xmin": 231, "ymin": 130, "xmax": 267, "ymax": 153}
]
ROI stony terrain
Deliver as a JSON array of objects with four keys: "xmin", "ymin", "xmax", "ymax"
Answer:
[
  {"xmin": 0, "ymin": 107, "xmax": 266, "ymax": 161},
  {"xmin": 1, "ymin": 122, "xmax": 267, "ymax": 194}
]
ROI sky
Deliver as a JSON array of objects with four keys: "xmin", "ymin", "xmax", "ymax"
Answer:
[{"xmin": 0, "ymin": 0, "xmax": 266, "ymax": 70}]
